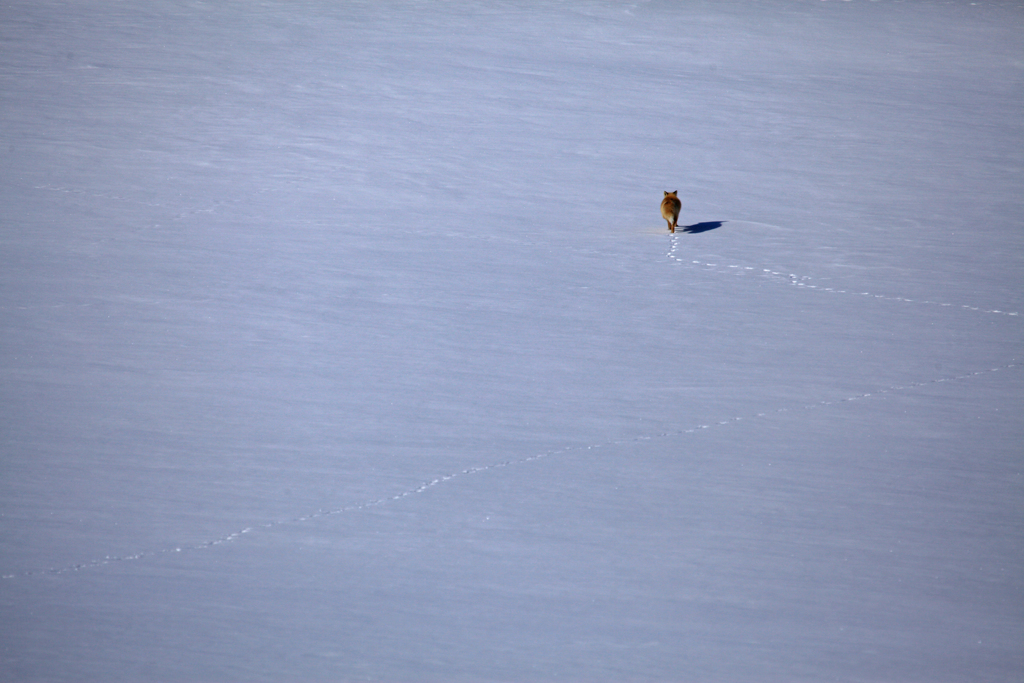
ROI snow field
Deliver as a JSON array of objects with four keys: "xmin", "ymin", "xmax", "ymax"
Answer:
[{"xmin": 1, "ymin": 0, "xmax": 1022, "ymax": 681}]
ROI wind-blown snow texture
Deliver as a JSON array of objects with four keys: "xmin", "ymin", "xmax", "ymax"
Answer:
[{"xmin": 1, "ymin": 1, "xmax": 1022, "ymax": 681}]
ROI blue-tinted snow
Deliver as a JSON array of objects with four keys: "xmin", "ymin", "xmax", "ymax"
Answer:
[{"xmin": 1, "ymin": 1, "xmax": 1022, "ymax": 681}]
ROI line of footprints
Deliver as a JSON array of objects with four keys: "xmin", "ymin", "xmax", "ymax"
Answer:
[
  {"xmin": 6, "ymin": 358, "xmax": 1019, "ymax": 580},
  {"xmin": 666, "ymin": 232, "xmax": 1018, "ymax": 316},
  {"xmin": 4, "ymin": 224, "xmax": 1021, "ymax": 580}
]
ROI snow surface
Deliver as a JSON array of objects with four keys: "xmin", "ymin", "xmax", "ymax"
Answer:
[{"xmin": 1, "ymin": 0, "xmax": 1022, "ymax": 681}]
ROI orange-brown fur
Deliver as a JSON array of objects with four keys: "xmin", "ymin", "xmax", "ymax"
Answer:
[{"xmin": 660, "ymin": 191, "xmax": 681, "ymax": 233}]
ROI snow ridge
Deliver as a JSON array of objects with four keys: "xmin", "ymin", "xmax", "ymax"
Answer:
[{"xmin": 32, "ymin": 183, "xmax": 286, "ymax": 219}]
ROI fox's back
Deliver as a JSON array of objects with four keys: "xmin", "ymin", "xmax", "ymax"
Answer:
[{"xmin": 661, "ymin": 193, "xmax": 680, "ymax": 219}]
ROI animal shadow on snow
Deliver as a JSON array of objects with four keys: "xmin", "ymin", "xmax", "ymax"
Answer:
[{"xmin": 681, "ymin": 221, "xmax": 724, "ymax": 234}]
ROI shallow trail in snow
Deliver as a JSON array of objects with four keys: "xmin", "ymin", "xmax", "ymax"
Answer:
[
  {"xmin": 19, "ymin": 183, "xmax": 1022, "ymax": 317},
  {"xmin": 665, "ymin": 229, "xmax": 1019, "ymax": 317},
  {"xmin": 3, "ymin": 361, "xmax": 1019, "ymax": 580},
  {"xmin": 3, "ymin": 213, "xmax": 1020, "ymax": 579}
]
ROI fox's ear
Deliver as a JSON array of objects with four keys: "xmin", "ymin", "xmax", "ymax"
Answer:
[
  {"xmin": 672, "ymin": 191, "xmax": 678, "ymax": 195},
  {"xmin": 664, "ymin": 191, "xmax": 670, "ymax": 196}
]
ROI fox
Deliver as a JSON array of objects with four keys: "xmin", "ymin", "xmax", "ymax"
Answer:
[{"xmin": 661, "ymin": 191, "xmax": 681, "ymax": 233}]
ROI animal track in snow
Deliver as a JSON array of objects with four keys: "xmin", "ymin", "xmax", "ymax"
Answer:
[
  {"xmin": 666, "ymin": 232, "xmax": 1020, "ymax": 317},
  {"xmin": 26, "ymin": 180, "xmax": 1022, "ymax": 322},
  {"xmin": 4, "ymin": 362, "xmax": 1019, "ymax": 581},
  {"xmin": 4, "ymin": 191, "xmax": 1019, "ymax": 580}
]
